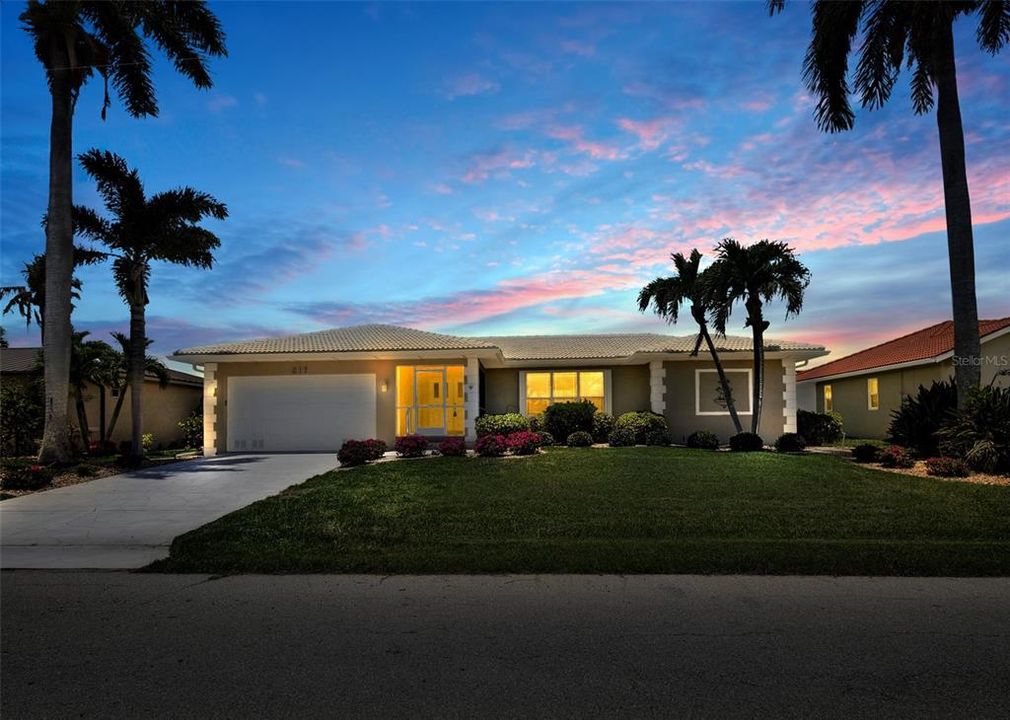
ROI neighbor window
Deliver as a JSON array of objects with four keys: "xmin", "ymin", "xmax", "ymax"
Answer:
[
  {"xmin": 522, "ymin": 370, "xmax": 607, "ymax": 415},
  {"xmin": 823, "ymin": 385, "xmax": 833, "ymax": 413},
  {"xmin": 867, "ymin": 377, "xmax": 879, "ymax": 411},
  {"xmin": 696, "ymin": 369, "xmax": 752, "ymax": 415}
]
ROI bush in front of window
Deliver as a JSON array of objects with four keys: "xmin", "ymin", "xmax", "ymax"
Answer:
[
  {"xmin": 774, "ymin": 433, "xmax": 807, "ymax": 453},
  {"xmin": 591, "ymin": 411, "xmax": 615, "ymax": 443},
  {"xmin": 644, "ymin": 428, "xmax": 672, "ymax": 446},
  {"xmin": 614, "ymin": 411, "xmax": 668, "ymax": 445},
  {"xmin": 607, "ymin": 427, "xmax": 637, "ymax": 447},
  {"xmin": 506, "ymin": 431, "xmax": 542, "ymax": 456},
  {"xmin": 437, "ymin": 438, "xmax": 467, "ymax": 457},
  {"xmin": 475, "ymin": 434, "xmax": 508, "ymax": 457},
  {"xmin": 475, "ymin": 413, "xmax": 530, "ymax": 438},
  {"xmin": 797, "ymin": 410, "xmax": 843, "ymax": 446},
  {"xmin": 543, "ymin": 401, "xmax": 596, "ymax": 443},
  {"xmin": 566, "ymin": 430, "xmax": 594, "ymax": 447},
  {"xmin": 729, "ymin": 432, "xmax": 764, "ymax": 452},
  {"xmin": 395, "ymin": 434, "xmax": 429, "ymax": 458},
  {"xmin": 687, "ymin": 431, "xmax": 720, "ymax": 450}
]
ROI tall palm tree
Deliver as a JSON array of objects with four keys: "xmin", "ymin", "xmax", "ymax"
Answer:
[
  {"xmin": 68, "ymin": 330, "xmax": 121, "ymax": 449},
  {"xmin": 73, "ymin": 149, "xmax": 226, "ymax": 460},
  {"xmin": 639, "ymin": 249, "xmax": 744, "ymax": 434},
  {"xmin": 1, "ymin": 247, "xmax": 106, "ymax": 344},
  {"xmin": 102, "ymin": 332, "xmax": 169, "ymax": 446},
  {"xmin": 20, "ymin": 1, "xmax": 226, "ymax": 463},
  {"xmin": 705, "ymin": 239, "xmax": 811, "ymax": 434},
  {"xmin": 769, "ymin": 1, "xmax": 1008, "ymax": 407}
]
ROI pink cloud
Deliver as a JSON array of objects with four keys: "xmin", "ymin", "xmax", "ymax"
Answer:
[
  {"xmin": 461, "ymin": 148, "xmax": 536, "ymax": 184},
  {"xmin": 616, "ymin": 117, "xmax": 675, "ymax": 151},
  {"xmin": 547, "ymin": 124, "xmax": 623, "ymax": 160},
  {"xmin": 444, "ymin": 73, "xmax": 500, "ymax": 100}
]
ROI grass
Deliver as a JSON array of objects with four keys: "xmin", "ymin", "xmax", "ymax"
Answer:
[{"xmin": 149, "ymin": 447, "xmax": 1010, "ymax": 576}]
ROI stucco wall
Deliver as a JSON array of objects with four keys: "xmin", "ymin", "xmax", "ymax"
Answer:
[
  {"xmin": 481, "ymin": 364, "xmax": 652, "ymax": 416},
  {"xmin": 663, "ymin": 359, "xmax": 787, "ymax": 445},
  {"xmin": 70, "ymin": 380, "xmax": 201, "ymax": 448}
]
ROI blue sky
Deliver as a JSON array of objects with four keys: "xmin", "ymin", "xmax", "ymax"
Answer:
[{"xmin": 2, "ymin": 1, "xmax": 1008, "ymax": 368}]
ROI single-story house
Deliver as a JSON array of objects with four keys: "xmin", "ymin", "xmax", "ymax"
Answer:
[
  {"xmin": 170, "ymin": 324, "xmax": 827, "ymax": 455},
  {"xmin": 797, "ymin": 317, "xmax": 1010, "ymax": 439},
  {"xmin": 0, "ymin": 346, "xmax": 203, "ymax": 448}
]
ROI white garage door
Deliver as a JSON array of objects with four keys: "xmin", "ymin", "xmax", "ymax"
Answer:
[{"xmin": 227, "ymin": 375, "xmax": 376, "ymax": 452}]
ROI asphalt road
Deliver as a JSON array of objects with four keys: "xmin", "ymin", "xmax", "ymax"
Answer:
[{"xmin": 3, "ymin": 573, "xmax": 1008, "ymax": 719}]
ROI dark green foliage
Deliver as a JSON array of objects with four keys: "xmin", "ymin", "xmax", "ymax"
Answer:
[
  {"xmin": 851, "ymin": 444, "xmax": 881, "ymax": 463},
  {"xmin": 938, "ymin": 385, "xmax": 1010, "ymax": 474},
  {"xmin": 687, "ymin": 430, "xmax": 720, "ymax": 450},
  {"xmin": 614, "ymin": 411, "xmax": 668, "ymax": 445},
  {"xmin": 879, "ymin": 446, "xmax": 915, "ymax": 469},
  {"xmin": 729, "ymin": 432, "xmax": 764, "ymax": 452},
  {"xmin": 608, "ymin": 427, "xmax": 637, "ymax": 447},
  {"xmin": 888, "ymin": 380, "xmax": 957, "ymax": 456},
  {"xmin": 566, "ymin": 431, "xmax": 594, "ymax": 447},
  {"xmin": 591, "ymin": 412, "xmax": 615, "ymax": 443},
  {"xmin": 543, "ymin": 401, "xmax": 596, "ymax": 443},
  {"xmin": 925, "ymin": 457, "xmax": 970, "ymax": 478},
  {"xmin": 535, "ymin": 431, "xmax": 555, "ymax": 447},
  {"xmin": 476, "ymin": 413, "xmax": 529, "ymax": 438},
  {"xmin": 775, "ymin": 433, "xmax": 807, "ymax": 453},
  {"xmin": 74, "ymin": 464, "xmax": 98, "ymax": 477},
  {"xmin": 643, "ymin": 428, "xmax": 673, "ymax": 446},
  {"xmin": 178, "ymin": 411, "xmax": 203, "ymax": 449},
  {"xmin": 797, "ymin": 409, "xmax": 843, "ymax": 445},
  {"xmin": 0, "ymin": 381, "xmax": 44, "ymax": 457},
  {"xmin": 1, "ymin": 462, "xmax": 53, "ymax": 490}
]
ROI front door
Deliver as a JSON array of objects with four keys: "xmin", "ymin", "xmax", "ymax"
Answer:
[{"xmin": 415, "ymin": 368, "xmax": 446, "ymax": 435}]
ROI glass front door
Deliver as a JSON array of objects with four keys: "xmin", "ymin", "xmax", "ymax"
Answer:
[
  {"xmin": 396, "ymin": 365, "xmax": 466, "ymax": 437},
  {"xmin": 415, "ymin": 369, "xmax": 446, "ymax": 434}
]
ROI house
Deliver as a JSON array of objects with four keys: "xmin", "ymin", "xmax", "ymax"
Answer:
[
  {"xmin": 797, "ymin": 318, "xmax": 1010, "ymax": 439},
  {"xmin": 170, "ymin": 324, "xmax": 827, "ymax": 455},
  {"xmin": 0, "ymin": 346, "xmax": 203, "ymax": 448}
]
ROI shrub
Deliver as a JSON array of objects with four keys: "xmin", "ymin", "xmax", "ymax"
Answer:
[
  {"xmin": 797, "ymin": 409, "xmax": 843, "ymax": 445},
  {"xmin": 363, "ymin": 439, "xmax": 388, "ymax": 460},
  {"xmin": 851, "ymin": 443, "xmax": 881, "ymax": 463},
  {"xmin": 1, "ymin": 463, "xmax": 54, "ymax": 491},
  {"xmin": 687, "ymin": 430, "xmax": 719, "ymax": 450},
  {"xmin": 437, "ymin": 437, "xmax": 467, "ymax": 457},
  {"xmin": 0, "ymin": 381, "xmax": 43, "ymax": 457},
  {"xmin": 535, "ymin": 431, "xmax": 554, "ymax": 447},
  {"xmin": 394, "ymin": 434, "xmax": 429, "ymax": 458},
  {"xmin": 566, "ymin": 430, "xmax": 594, "ymax": 447},
  {"xmin": 178, "ymin": 411, "xmax": 203, "ymax": 449},
  {"xmin": 644, "ymin": 428, "xmax": 672, "ymax": 446},
  {"xmin": 543, "ymin": 401, "xmax": 596, "ymax": 443},
  {"xmin": 475, "ymin": 434, "xmax": 508, "ymax": 457},
  {"xmin": 338, "ymin": 440, "xmax": 374, "ymax": 467},
  {"xmin": 475, "ymin": 413, "xmax": 529, "ymax": 438},
  {"xmin": 924, "ymin": 456, "xmax": 970, "ymax": 478},
  {"xmin": 75, "ymin": 464, "xmax": 98, "ymax": 478},
  {"xmin": 774, "ymin": 433, "xmax": 807, "ymax": 453},
  {"xmin": 591, "ymin": 412, "xmax": 615, "ymax": 443},
  {"xmin": 879, "ymin": 445, "xmax": 914, "ymax": 469},
  {"xmin": 506, "ymin": 430, "xmax": 542, "ymax": 455},
  {"xmin": 729, "ymin": 432, "xmax": 764, "ymax": 452},
  {"xmin": 142, "ymin": 433, "xmax": 155, "ymax": 452},
  {"xmin": 527, "ymin": 414, "xmax": 544, "ymax": 432},
  {"xmin": 937, "ymin": 385, "xmax": 1010, "ymax": 474},
  {"xmin": 608, "ymin": 427, "xmax": 637, "ymax": 447},
  {"xmin": 888, "ymin": 380, "xmax": 957, "ymax": 456},
  {"xmin": 614, "ymin": 411, "xmax": 668, "ymax": 445}
]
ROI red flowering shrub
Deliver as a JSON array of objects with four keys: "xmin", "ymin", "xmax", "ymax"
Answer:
[
  {"xmin": 438, "ymin": 438, "xmax": 467, "ymax": 457},
  {"xmin": 395, "ymin": 434, "xmax": 429, "ymax": 458},
  {"xmin": 879, "ymin": 445, "xmax": 915, "ymax": 469},
  {"xmin": 506, "ymin": 430, "xmax": 541, "ymax": 456},
  {"xmin": 363, "ymin": 439, "xmax": 388, "ymax": 460},
  {"xmin": 475, "ymin": 434, "xmax": 508, "ymax": 457},
  {"xmin": 1, "ymin": 462, "xmax": 54, "ymax": 490},
  {"xmin": 924, "ymin": 456, "xmax": 969, "ymax": 477}
]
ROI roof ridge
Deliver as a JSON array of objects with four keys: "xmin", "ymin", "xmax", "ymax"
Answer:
[{"xmin": 800, "ymin": 319, "xmax": 952, "ymax": 375}]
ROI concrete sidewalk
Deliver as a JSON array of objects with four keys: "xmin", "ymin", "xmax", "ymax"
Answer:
[
  {"xmin": 3, "ymin": 573, "xmax": 1009, "ymax": 718},
  {"xmin": 0, "ymin": 453, "xmax": 336, "ymax": 569}
]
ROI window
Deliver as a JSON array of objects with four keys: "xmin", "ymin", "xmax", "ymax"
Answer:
[
  {"xmin": 521, "ymin": 370, "xmax": 608, "ymax": 415},
  {"xmin": 867, "ymin": 377, "xmax": 879, "ymax": 411},
  {"xmin": 695, "ymin": 369, "xmax": 752, "ymax": 415},
  {"xmin": 823, "ymin": 385, "xmax": 833, "ymax": 413}
]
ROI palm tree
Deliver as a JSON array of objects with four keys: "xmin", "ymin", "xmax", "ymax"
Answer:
[
  {"xmin": 20, "ymin": 1, "xmax": 226, "ymax": 463},
  {"xmin": 639, "ymin": 249, "xmax": 744, "ymax": 434},
  {"xmin": 68, "ymin": 330, "xmax": 121, "ymax": 449},
  {"xmin": 769, "ymin": 1, "xmax": 1008, "ymax": 407},
  {"xmin": 704, "ymin": 239, "xmax": 811, "ymax": 434},
  {"xmin": 1, "ymin": 248, "xmax": 106, "ymax": 344},
  {"xmin": 73, "ymin": 149, "xmax": 226, "ymax": 460},
  {"xmin": 102, "ymin": 332, "xmax": 169, "ymax": 447}
]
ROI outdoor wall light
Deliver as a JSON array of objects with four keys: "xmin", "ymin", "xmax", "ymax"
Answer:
[{"xmin": 381, "ymin": 380, "xmax": 389, "ymax": 392}]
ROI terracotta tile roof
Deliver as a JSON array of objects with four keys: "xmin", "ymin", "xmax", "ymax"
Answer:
[
  {"xmin": 0, "ymin": 347, "xmax": 42, "ymax": 374},
  {"xmin": 174, "ymin": 323, "xmax": 825, "ymax": 361},
  {"xmin": 797, "ymin": 318, "xmax": 1010, "ymax": 383}
]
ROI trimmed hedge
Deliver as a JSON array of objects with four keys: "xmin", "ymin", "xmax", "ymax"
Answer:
[
  {"xmin": 614, "ymin": 411, "xmax": 668, "ymax": 445},
  {"xmin": 729, "ymin": 432, "xmax": 764, "ymax": 452},
  {"xmin": 851, "ymin": 443, "xmax": 880, "ymax": 463},
  {"xmin": 608, "ymin": 427, "xmax": 637, "ymax": 447},
  {"xmin": 566, "ymin": 431, "xmax": 594, "ymax": 447},
  {"xmin": 394, "ymin": 434, "xmax": 428, "ymax": 458},
  {"xmin": 338, "ymin": 438, "xmax": 388, "ymax": 467},
  {"xmin": 643, "ymin": 428, "xmax": 672, "ymax": 446},
  {"xmin": 475, "ymin": 434, "xmax": 508, "ymax": 457},
  {"xmin": 475, "ymin": 413, "xmax": 529, "ymax": 438},
  {"xmin": 687, "ymin": 430, "xmax": 719, "ymax": 450},
  {"xmin": 438, "ymin": 437, "xmax": 467, "ymax": 457},
  {"xmin": 797, "ymin": 410, "xmax": 843, "ymax": 445},
  {"xmin": 543, "ymin": 401, "xmax": 596, "ymax": 443},
  {"xmin": 506, "ymin": 431, "xmax": 541, "ymax": 456},
  {"xmin": 591, "ymin": 412, "xmax": 615, "ymax": 443},
  {"xmin": 879, "ymin": 445, "xmax": 915, "ymax": 469},
  {"xmin": 774, "ymin": 433, "xmax": 807, "ymax": 453}
]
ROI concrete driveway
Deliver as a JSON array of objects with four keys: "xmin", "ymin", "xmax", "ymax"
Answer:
[{"xmin": 0, "ymin": 453, "xmax": 337, "ymax": 569}]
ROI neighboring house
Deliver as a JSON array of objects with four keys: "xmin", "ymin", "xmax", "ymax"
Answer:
[
  {"xmin": 170, "ymin": 323, "xmax": 827, "ymax": 455},
  {"xmin": 797, "ymin": 318, "xmax": 1010, "ymax": 439},
  {"xmin": 0, "ymin": 346, "xmax": 203, "ymax": 448}
]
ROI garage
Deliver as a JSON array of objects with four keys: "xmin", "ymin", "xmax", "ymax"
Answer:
[{"xmin": 226, "ymin": 374, "xmax": 376, "ymax": 452}]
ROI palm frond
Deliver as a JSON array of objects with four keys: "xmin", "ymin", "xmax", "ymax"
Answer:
[
  {"xmin": 803, "ymin": 0, "xmax": 866, "ymax": 132},
  {"xmin": 976, "ymin": 0, "xmax": 1010, "ymax": 53},
  {"xmin": 855, "ymin": 0, "xmax": 908, "ymax": 110},
  {"xmin": 78, "ymin": 149, "xmax": 146, "ymax": 222}
]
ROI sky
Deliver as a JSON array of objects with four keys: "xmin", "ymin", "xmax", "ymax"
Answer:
[{"xmin": 2, "ymin": 1, "xmax": 1008, "ymax": 370}]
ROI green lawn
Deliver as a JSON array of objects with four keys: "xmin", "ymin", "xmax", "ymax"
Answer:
[{"xmin": 149, "ymin": 447, "xmax": 1010, "ymax": 576}]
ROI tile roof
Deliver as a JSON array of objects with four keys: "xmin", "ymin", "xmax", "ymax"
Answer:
[
  {"xmin": 0, "ymin": 347, "xmax": 42, "ymax": 374},
  {"xmin": 173, "ymin": 323, "xmax": 824, "ymax": 360},
  {"xmin": 797, "ymin": 317, "xmax": 1010, "ymax": 383}
]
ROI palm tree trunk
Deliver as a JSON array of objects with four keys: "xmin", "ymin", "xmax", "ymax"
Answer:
[
  {"xmin": 104, "ymin": 385, "xmax": 127, "ymax": 446},
  {"xmin": 38, "ymin": 57, "xmax": 76, "ymax": 464},
  {"xmin": 933, "ymin": 21, "xmax": 981, "ymax": 409},
  {"xmin": 129, "ymin": 303, "xmax": 146, "ymax": 460},
  {"xmin": 74, "ymin": 387, "xmax": 90, "ymax": 450},
  {"xmin": 695, "ymin": 315, "xmax": 744, "ymax": 435},
  {"xmin": 746, "ymin": 297, "xmax": 767, "ymax": 435}
]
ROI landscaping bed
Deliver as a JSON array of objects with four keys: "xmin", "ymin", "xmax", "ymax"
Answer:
[{"xmin": 149, "ymin": 446, "xmax": 1010, "ymax": 576}]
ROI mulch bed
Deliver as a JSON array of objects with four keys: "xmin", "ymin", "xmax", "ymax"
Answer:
[{"xmin": 0, "ymin": 454, "xmax": 196, "ymax": 500}]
